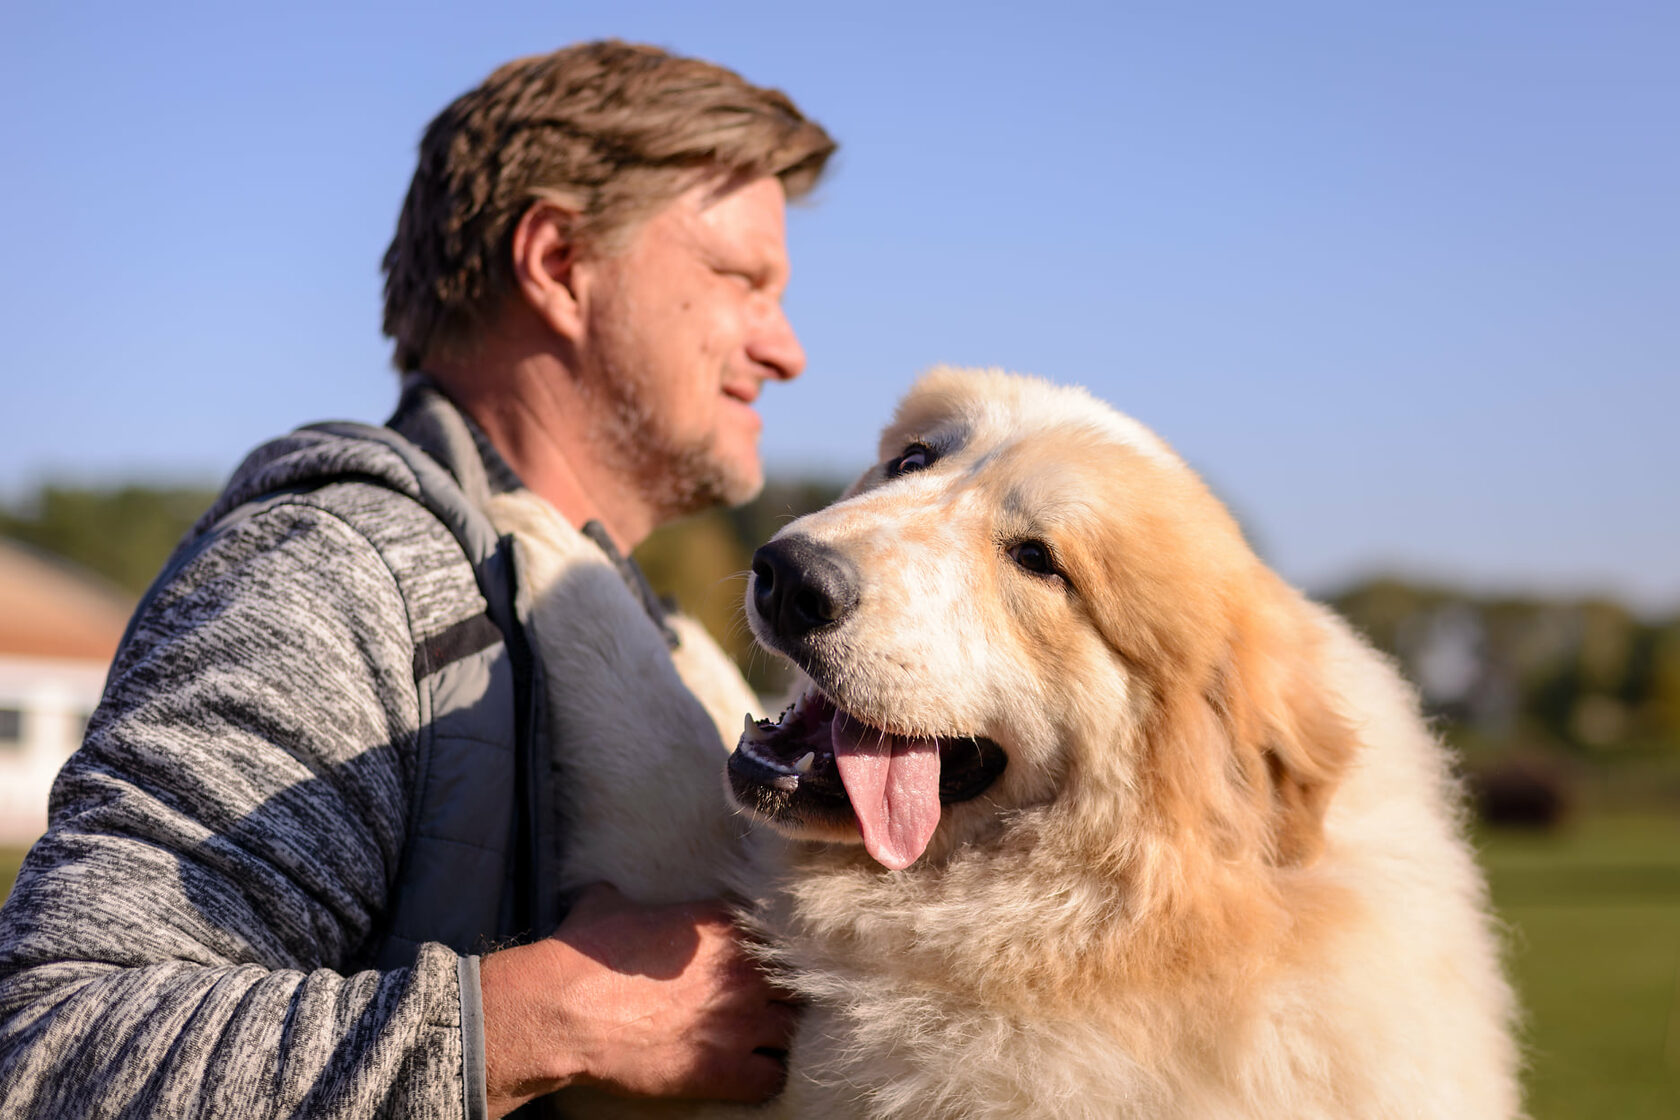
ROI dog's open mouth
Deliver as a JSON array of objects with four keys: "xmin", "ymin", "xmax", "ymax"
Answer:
[{"xmin": 728, "ymin": 690, "xmax": 1007, "ymax": 869}]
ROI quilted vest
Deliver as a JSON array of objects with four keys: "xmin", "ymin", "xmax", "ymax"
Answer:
[{"xmin": 124, "ymin": 395, "xmax": 556, "ymax": 969}]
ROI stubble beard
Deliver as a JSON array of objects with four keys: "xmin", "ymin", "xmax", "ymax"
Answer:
[{"xmin": 584, "ymin": 362, "xmax": 764, "ymax": 526}]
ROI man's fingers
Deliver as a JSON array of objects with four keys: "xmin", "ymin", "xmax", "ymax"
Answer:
[
  {"xmin": 679, "ymin": 1039, "xmax": 787, "ymax": 1104},
  {"xmin": 761, "ymin": 998, "xmax": 798, "ymax": 1051},
  {"xmin": 536, "ymin": 889, "xmax": 803, "ymax": 1103},
  {"xmin": 714, "ymin": 1048, "xmax": 789, "ymax": 1104},
  {"xmin": 747, "ymin": 1047, "xmax": 790, "ymax": 1099}
]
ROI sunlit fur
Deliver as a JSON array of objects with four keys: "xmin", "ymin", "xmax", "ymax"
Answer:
[
  {"xmin": 733, "ymin": 368, "xmax": 1520, "ymax": 1119},
  {"xmin": 501, "ymin": 368, "xmax": 1520, "ymax": 1119}
]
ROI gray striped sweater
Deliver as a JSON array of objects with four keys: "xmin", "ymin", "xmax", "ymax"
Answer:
[{"xmin": 0, "ymin": 404, "xmax": 511, "ymax": 1117}]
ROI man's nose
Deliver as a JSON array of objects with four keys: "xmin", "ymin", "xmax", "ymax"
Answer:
[{"xmin": 747, "ymin": 304, "xmax": 806, "ymax": 382}]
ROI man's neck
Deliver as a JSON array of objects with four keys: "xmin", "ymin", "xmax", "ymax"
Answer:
[{"xmin": 426, "ymin": 346, "xmax": 654, "ymax": 554}]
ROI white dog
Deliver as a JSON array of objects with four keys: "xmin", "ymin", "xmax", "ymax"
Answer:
[{"xmin": 501, "ymin": 367, "xmax": 1521, "ymax": 1119}]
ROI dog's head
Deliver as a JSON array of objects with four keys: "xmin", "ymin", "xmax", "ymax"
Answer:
[{"xmin": 730, "ymin": 368, "xmax": 1355, "ymax": 882}]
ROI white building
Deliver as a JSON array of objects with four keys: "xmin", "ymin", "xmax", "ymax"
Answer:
[{"xmin": 0, "ymin": 540, "xmax": 133, "ymax": 848}]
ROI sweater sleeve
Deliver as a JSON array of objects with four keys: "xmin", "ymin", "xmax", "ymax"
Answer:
[{"xmin": 0, "ymin": 501, "xmax": 470, "ymax": 1118}]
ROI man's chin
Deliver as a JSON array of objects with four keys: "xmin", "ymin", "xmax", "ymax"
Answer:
[
  {"xmin": 649, "ymin": 443, "xmax": 763, "ymax": 521},
  {"xmin": 719, "ymin": 461, "xmax": 765, "ymax": 508},
  {"xmin": 709, "ymin": 424, "xmax": 767, "ymax": 507},
  {"xmin": 703, "ymin": 469, "xmax": 763, "ymax": 514}
]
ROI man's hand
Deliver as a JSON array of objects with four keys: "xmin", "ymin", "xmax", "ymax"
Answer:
[{"xmin": 480, "ymin": 884, "xmax": 795, "ymax": 1118}]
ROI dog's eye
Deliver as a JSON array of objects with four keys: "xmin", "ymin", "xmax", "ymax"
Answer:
[
  {"xmin": 1007, "ymin": 540, "xmax": 1059, "ymax": 577},
  {"xmin": 886, "ymin": 443, "xmax": 935, "ymax": 477}
]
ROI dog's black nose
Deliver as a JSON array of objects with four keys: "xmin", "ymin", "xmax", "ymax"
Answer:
[{"xmin": 752, "ymin": 536, "xmax": 858, "ymax": 640}]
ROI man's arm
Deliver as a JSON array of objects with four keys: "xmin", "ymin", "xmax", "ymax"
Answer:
[{"xmin": 0, "ymin": 502, "xmax": 468, "ymax": 1117}]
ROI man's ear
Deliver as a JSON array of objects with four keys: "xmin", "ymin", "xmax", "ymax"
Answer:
[{"xmin": 511, "ymin": 200, "xmax": 585, "ymax": 342}]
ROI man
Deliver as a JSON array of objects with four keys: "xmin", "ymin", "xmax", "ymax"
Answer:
[{"xmin": 0, "ymin": 41, "xmax": 835, "ymax": 1119}]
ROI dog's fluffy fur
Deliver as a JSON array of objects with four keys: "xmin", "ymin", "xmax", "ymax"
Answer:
[{"xmin": 499, "ymin": 368, "xmax": 1521, "ymax": 1119}]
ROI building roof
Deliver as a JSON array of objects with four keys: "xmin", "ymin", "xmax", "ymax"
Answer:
[{"xmin": 0, "ymin": 539, "xmax": 136, "ymax": 663}]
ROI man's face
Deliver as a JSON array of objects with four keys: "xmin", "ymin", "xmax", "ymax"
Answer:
[{"xmin": 573, "ymin": 176, "xmax": 805, "ymax": 521}]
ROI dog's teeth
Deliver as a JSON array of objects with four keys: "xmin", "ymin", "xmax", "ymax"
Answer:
[
  {"xmin": 742, "ymin": 715, "xmax": 772, "ymax": 743},
  {"xmin": 793, "ymin": 752, "xmax": 816, "ymax": 774}
]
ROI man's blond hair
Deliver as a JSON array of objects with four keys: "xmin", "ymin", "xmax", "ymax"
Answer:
[{"xmin": 381, "ymin": 40, "xmax": 836, "ymax": 372}]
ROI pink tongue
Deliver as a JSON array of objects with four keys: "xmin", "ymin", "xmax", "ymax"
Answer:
[{"xmin": 831, "ymin": 712, "xmax": 942, "ymax": 870}]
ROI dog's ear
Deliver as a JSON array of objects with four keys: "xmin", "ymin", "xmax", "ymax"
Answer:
[{"xmin": 1213, "ymin": 582, "xmax": 1358, "ymax": 866}]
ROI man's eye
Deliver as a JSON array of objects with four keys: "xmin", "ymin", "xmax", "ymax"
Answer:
[
  {"xmin": 886, "ymin": 444, "xmax": 935, "ymax": 477},
  {"xmin": 1007, "ymin": 540, "xmax": 1059, "ymax": 577}
]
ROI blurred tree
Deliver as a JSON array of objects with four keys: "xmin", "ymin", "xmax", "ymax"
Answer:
[
  {"xmin": 1642, "ymin": 623, "xmax": 1680, "ymax": 742},
  {"xmin": 1331, "ymin": 579, "xmax": 1678, "ymax": 767},
  {"xmin": 0, "ymin": 484, "xmax": 216, "ymax": 596},
  {"xmin": 635, "ymin": 508, "xmax": 754, "ymax": 662}
]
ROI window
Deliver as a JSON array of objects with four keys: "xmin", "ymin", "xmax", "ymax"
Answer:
[{"xmin": 0, "ymin": 707, "xmax": 22, "ymax": 751}]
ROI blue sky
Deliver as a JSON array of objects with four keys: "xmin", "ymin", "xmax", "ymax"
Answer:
[{"xmin": 2, "ymin": 1, "xmax": 1675, "ymax": 610}]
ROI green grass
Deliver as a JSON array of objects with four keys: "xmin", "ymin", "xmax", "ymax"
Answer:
[
  {"xmin": 1480, "ymin": 814, "xmax": 1680, "ymax": 1119},
  {"xmin": 3, "ymin": 817, "xmax": 1677, "ymax": 1116},
  {"xmin": 1, "ymin": 846, "xmax": 24, "ymax": 902}
]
